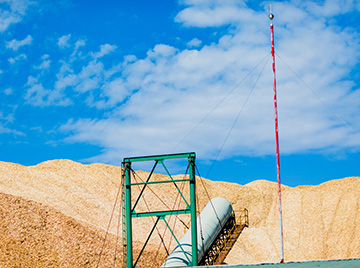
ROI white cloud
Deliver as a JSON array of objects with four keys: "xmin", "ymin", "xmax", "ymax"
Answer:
[
  {"xmin": 0, "ymin": 107, "xmax": 15, "ymax": 123},
  {"xmin": 0, "ymin": 125, "xmax": 24, "ymax": 135},
  {"xmin": 74, "ymin": 39, "xmax": 86, "ymax": 50},
  {"xmin": 0, "ymin": 104, "xmax": 24, "ymax": 135},
  {"xmin": 24, "ymin": 76, "xmax": 72, "ymax": 107},
  {"xmin": 55, "ymin": 66, "xmax": 78, "ymax": 91},
  {"xmin": 4, "ymin": 88, "xmax": 13, "ymax": 95},
  {"xmin": 187, "ymin": 38, "xmax": 202, "ymax": 48},
  {"xmin": 0, "ymin": 0, "xmax": 33, "ymax": 32},
  {"xmin": 34, "ymin": 54, "xmax": 51, "ymax": 69},
  {"xmin": 70, "ymin": 39, "xmax": 86, "ymax": 59},
  {"xmin": 91, "ymin": 43, "xmax": 117, "ymax": 59},
  {"xmin": 0, "ymin": 11, "xmax": 21, "ymax": 32},
  {"xmin": 0, "ymin": 125, "xmax": 12, "ymax": 134},
  {"xmin": 74, "ymin": 60, "xmax": 104, "ymax": 92},
  {"xmin": 53, "ymin": 1, "xmax": 360, "ymax": 163},
  {"xmin": 303, "ymin": 0, "xmax": 357, "ymax": 16},
  {"xmin": 57, "ymin": 35, "xmax": 86, "ymax": 58},
  {"xmin": 6, "ymin": 34, "xmax": 32, "ymax": 51},
  {"xmin": 27, "ymin": 47, "xmax": 116, "ymax": 108},
  {"xmin": 57, "ymin": 34, "xmax": 71, "ymax": 48},
  {"xmin": 8, "ymin": 53, "xmax": 26, "ymax": 64},
  {"xmin": 175, "ymin": 1, "xmax": 253, "ymax": 28},
  {"xmin": 7, "ymin": 0, "xmax": 32, "ymax": 15},
  {"xmin": 35, "ymin": 60, "xmax": 50, "ymax": 69}
]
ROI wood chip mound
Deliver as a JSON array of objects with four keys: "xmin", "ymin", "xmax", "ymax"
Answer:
[{"xmin": 0, "ymin": 159, "xmax": 359, "ymax": 267}]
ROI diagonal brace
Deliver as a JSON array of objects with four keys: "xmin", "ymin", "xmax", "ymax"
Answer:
[
  {"xmin": 160, "ymin": 161, "xmax": 190, "ymax": 208},
  {"xmin": 134, "ymin": 216, "xmax": 161, "ymax": 267},
  {"xmin": 161, "ymin": 217, "xmax": 191, "ymax": 264},
  {"xmin": 132, "ymin": 160, "xmax": 159, "ymax": 212}
]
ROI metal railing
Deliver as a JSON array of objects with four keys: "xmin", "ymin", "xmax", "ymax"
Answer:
[
  {"xmin": 238, "ymin": 208, "xmax": 249, "ymax": 228},
  {"xmin": 208, "ymin": 208, "xmax": 249, "ymax": 265}
]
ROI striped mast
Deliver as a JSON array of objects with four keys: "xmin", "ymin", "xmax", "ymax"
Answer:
[{"xmin": 269, "ymin": 5, "xmax": 285, "ymax": 263}]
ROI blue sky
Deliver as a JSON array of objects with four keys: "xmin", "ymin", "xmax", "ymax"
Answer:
[{"xmin": 1, "ymin": 0, "xmax": 359, "ymax": 187}]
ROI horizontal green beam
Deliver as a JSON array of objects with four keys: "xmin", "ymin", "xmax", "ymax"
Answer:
[
  {"xmin": 123, "ymin": 152, "xmax": 196, "ymax": 163},
  {"xmin": 132, "ymin": 209, "xmax": 191, "ymax": 218},
  {"xmin": 131, "ymin": 178, "xmax": 191, "ymax": 186}
]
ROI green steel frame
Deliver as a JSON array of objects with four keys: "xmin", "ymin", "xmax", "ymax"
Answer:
[{"xmin": 121, "ymin": 152, "xmax": 198, "ymax": 268}]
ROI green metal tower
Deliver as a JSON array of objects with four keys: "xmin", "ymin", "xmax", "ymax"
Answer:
[{"xmin": 121, "ymin": 152, "xmax": 198, "ymax": 268}]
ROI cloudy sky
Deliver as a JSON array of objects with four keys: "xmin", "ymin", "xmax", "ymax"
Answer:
[{"xmin": 1, "ymin": 0, "xmax": 359, "ymax": 186}]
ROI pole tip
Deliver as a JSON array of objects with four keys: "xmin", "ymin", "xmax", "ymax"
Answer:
[{"xmin": 269, "ymin": 3, "xmax": 274, "ymax": 20}]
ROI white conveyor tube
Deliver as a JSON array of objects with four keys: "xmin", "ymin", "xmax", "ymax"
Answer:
[{"xmin": 161, "ymin": 197, "xmax": 233, "ymax": 267}]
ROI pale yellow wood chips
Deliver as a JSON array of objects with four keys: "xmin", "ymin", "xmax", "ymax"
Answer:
[{"xmin": 0, "ymin": 159, "xmax": 359, "ymax": 267}]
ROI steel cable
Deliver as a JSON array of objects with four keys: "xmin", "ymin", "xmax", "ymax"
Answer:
[
  {"xmin": 276, "ymin": 52, "xmax": 360, "ymax": 146},
  {"xmin": 204, "ymin": 54, "xmax": 270, "ymax": 179},
  {"xmin": 158, "ymin": 165, "xmax": 189, "ymax": 267},
  {"xmin": 95, "ymin": 177, "xmax": 122, "ymax": 268},
  {"xmin": 172, "ymin": 53, "xmax": 271, "ymax": 151},
  {"xmin": 129, "ymin": 165, "xmax": 190, "ymax": 268}
]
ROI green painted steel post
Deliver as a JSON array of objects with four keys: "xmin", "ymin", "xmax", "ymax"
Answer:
[
  {"xmin": 125, "ymin": 162, "xmax": 133, "ymax": 268},
  {"xmin": 189, "ymin": 156, "xmax": 198, "ymax": 266}
]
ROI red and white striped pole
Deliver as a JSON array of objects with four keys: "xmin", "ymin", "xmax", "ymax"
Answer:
[{"xmin": 269, "ymin": 8, "xmax": 284, "ymax": 263}]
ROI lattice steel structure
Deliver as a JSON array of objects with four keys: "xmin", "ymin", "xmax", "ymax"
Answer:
[{"xmin": 121, "ymin": 152, "xmax": 198, "ymax": 268}]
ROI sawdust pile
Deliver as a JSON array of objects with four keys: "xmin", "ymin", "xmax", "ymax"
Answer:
[
  {"xmin": 0, "ymin": 159, "xmax": 359, "ymax": 267},
  {"xmin": 0, "ymin": 192, "xmax": 165, "ymax": 268}
]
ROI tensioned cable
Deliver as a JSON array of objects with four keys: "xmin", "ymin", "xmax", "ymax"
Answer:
[
  {"xmin": 128, "ymin": 166, "xmax": 190, "ymax": 267},
  {"xmin": 130, "ymin": 170, "xmax": 171, "ymax": 266},
  {"xmin": 162, "ymin": 168, "xmax": 191, "ymax": 266},
  {"xmin": 158, "ymin": 54, "xmax": 270, "ymax": 263},
  {"xmin": 166, "ymin": 171, "xmax": 189, "ymax": 243},
  {"xmin": 276, "ymin": 52, "xmax": 360, "ymax": 146},
  {"xmin": 95, "ymin": 178, "xmax": 122, "ymax": 268},
  {"xmin": 114, "ymin": 196, "xmax": 122, "ymax": 268},
  {"xmin": 130, "ymin": 167, "xmax": 190, "ymax": 228},
  {"xmin": 131, "ymin": 168, "xmax": 174, "ymax": 211},
  {"xmin": 126, "ymin": 54, "xmax": 272, "ymax": 266},
  {"xmin": 152, "ymin": 166, "xmax": 190, "ymax": 268},
  {"xmin": 162, "ymin": 55, "xmax": 273, "ymax": 260},
  {"xmin": 204, "ymin": 54, "xmax": 270, "ymax": 179},
  {"xmin": 160, "ymin": 179, "xmax": 188, "ymax": 268},
  {"xmin": 195, "ymin": 165, "xmax": 222, "ymax": 227},
  {"xmin": 130, "ymin": 167, "xmax": 190, "ymax": 256},
  {"xmin": 172, "ymin": 53, "xmax": 271, "ymax": 151}
]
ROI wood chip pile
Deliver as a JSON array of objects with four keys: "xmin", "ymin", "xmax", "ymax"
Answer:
[{"xmin": 0, "ymin": 159, "xmax": 359, "ymax": 267}]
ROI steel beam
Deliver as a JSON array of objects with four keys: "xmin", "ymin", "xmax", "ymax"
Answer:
[{"xmin": 123, "ymin": 152, "xmax": 196, "ymax": 163}]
